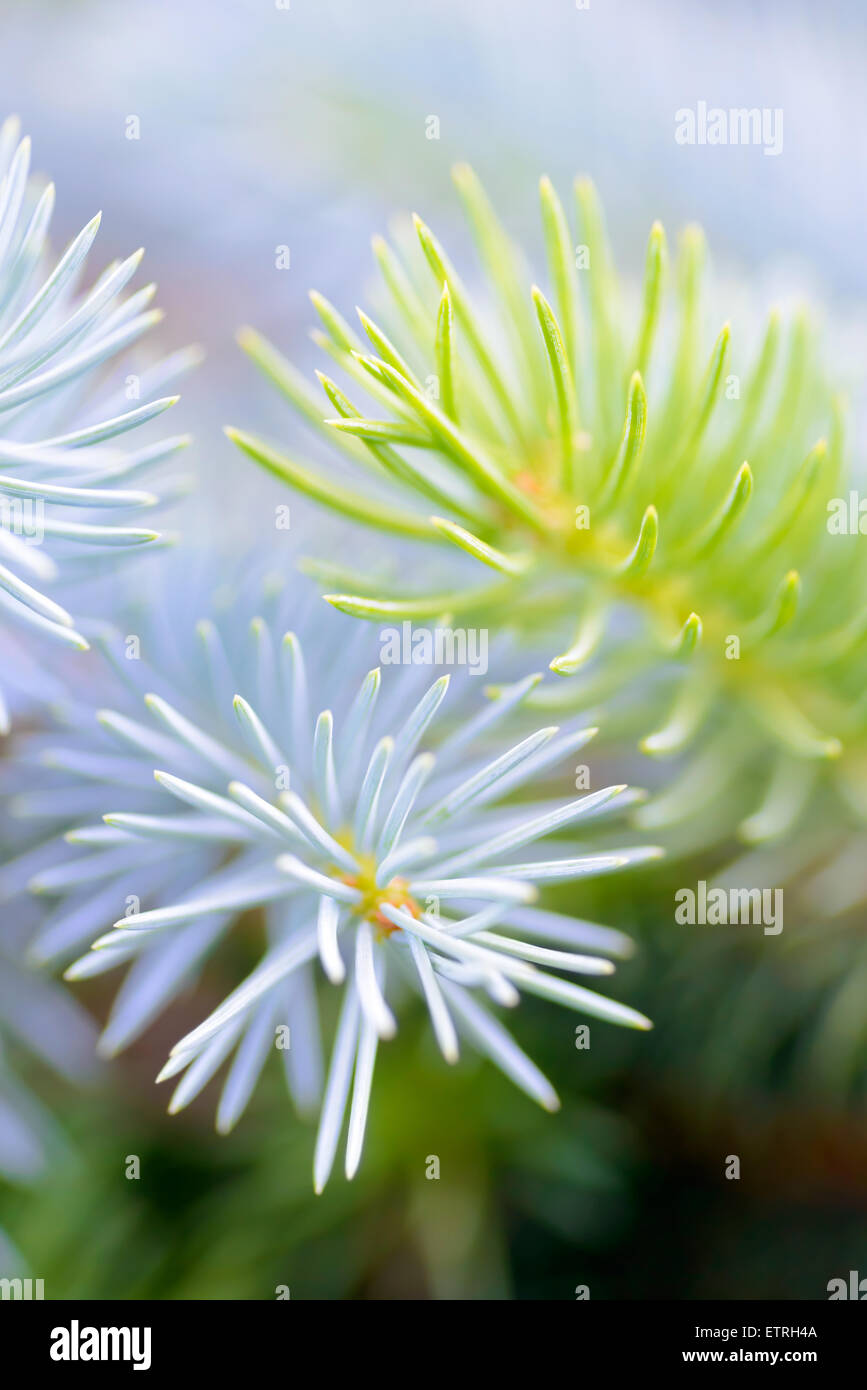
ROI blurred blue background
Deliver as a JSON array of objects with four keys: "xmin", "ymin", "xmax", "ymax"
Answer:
[{"xmin": 5, "ymin": 0, "xmax": 866, "ymax": 497}]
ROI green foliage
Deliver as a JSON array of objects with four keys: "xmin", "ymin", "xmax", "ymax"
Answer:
[{"xmin": 230, "ymin": 167, "xmax": 864, "ymax": 861}]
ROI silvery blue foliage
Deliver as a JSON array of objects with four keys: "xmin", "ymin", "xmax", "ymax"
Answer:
[
  {"xmin": 4, "ymin": 555, "xmax": 659, "ymax": 1188},
  {"xmin": 0, "ymin": 943, "xmax": 97, "ymax": 1184},
  {"xmin": 0, "ymin": 115, "xmax": 198, "ymax": 729},
  {"xmin": 0, "ymin": 930, "xmax": 97, "ymax": 1274}
]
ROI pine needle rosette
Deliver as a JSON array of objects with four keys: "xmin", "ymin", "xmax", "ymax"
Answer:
[
  {"xmin": 228, "ymin": 165, "xmax": 865, "ymax": 854},
  {"xmin": 0, "ymin": 115, "xmax": 198, "ymax": 728},
  {"xmin": 3, "ymin": 565, "xmax": 660, "ymax": 1188}
]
